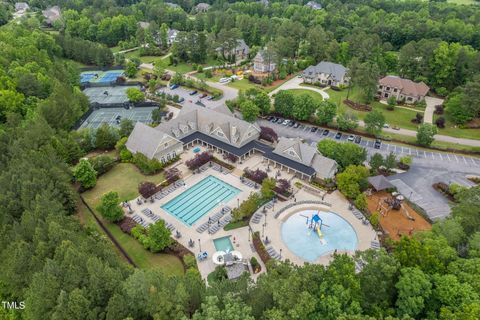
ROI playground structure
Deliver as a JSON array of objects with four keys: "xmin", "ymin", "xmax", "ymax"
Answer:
[
  {"xmin": 303, "ymin": 212, "xmax": 328, "ymax": 245},
  {"xmin": 376, "ymin": 195, "xmax": 414, "ymax": 221}
]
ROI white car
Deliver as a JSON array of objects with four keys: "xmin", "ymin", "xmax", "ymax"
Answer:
[
  {"xmin": 347, "ymin": 135, "xmax": 355, "ymax": 142},
  {"xmin": 383, "ymin": 123, "xmax": 390, "ymax": 128},
  {"xmin": 282, "ymin": 119, "xmax": 291, "ymax": 126},
  {"xmin": 219, "ymin": 77, "xmax": 231, "ymax": 83}
]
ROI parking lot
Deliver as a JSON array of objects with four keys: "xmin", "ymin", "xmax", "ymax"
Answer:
[
  {"xmin": 257, "ymin": 118, "xmax": 480, "ymax": 167},
  {"xmin": 157, "ymin": 85, "xmax": 218, "ymax": 109}
]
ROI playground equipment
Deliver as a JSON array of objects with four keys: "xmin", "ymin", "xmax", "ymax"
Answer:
[{"xmin": 304, "ymin": 212, "xmax": 327, "ymax": 245}]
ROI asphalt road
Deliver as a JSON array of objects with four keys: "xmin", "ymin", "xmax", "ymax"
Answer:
[{"xmin": 258, "ymin": 119, "xmax": 480, "ymax": 220}]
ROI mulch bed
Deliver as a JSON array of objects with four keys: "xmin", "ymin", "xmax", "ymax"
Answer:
[{"xmin": 252, "ymin": 232, "xmax": 271, "ymax": 265}]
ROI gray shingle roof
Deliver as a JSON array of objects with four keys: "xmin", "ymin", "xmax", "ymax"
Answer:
[
  {"xmin": 303, "ymin": 61, "xmax": 348, "ymax": 81},
  {"xmin": 368, "ymin": 175, "xmax": 394, "ymax": 191},
  {"xmin": 126, "ymin": 122, "xmax": 181, "ymax": 158}
]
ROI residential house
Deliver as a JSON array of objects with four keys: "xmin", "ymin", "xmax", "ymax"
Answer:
[
  {"xmin": 165, "ymin": 2, "xmax": 180, "ymax": 9},
  {"xmin": 42, "ymin": 6, "xmax": 61, "ymax": 26},
  {"xmin": 138, "ymin": 21, "xmax": 150, "ymax": 29},
  {"xmin": 15, "ymin": 2, "xmax": 29, "ymax": 12},
  {"xmin": 167, "ymin": 28, "xmax": 179, "ymax": 46},
  {"xmin": 305, "ymin": 1, "xmax": 322, "ymax": 10},
  {"xmin": 253, "ymin": 50, "xmax": 276, "ymax": 73},
  {"xmin": 302, "ymin": 61, "xmax": 349, "ymax": 87},
  {"xmin": 216, "ymin": 39, "xmax": 250, "ymax": 61},
  {"xmin": 259, "ymin": 0, "xmax": 269, "ymax": 6},
  {"xmin": 126, "ymin": 104, "xmax": 338, "ymax": 180},
  {"xmin": 195, "ymin": 3, "xmax": 210, "ymax": 12},
  {"xmin": 377, "ymin": 75, "xmax": 430, "ymax": 104}
]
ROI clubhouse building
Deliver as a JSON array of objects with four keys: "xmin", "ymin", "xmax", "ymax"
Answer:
[{"xmin": 126, "ymin": 104, "xmax": 337, "ymax": 181}]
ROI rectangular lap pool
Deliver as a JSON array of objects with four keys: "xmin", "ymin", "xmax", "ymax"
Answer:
[
  {"xmin": 213, "ymin": 236, "xmax": 234, "ymax": 252},
  {"xmin": 161, "ymin": 175, "xmax": 240, "ymax": 226}
]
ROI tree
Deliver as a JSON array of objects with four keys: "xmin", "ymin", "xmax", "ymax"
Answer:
[
  {"xmin": 384, "ymin": 152, "xmax": 397, "ymax": 171},
  {"xmin": 336, "ymin": 165, "xmax": 370, "ymax": 199},
  {"xmin": 151, "ymin": 108, "xmax": 163, "ymax": 124},
  {"xmin": 336, "ymin": 112, "xmax": 359, "ymax": 131},
  {"xmin": 73, "ymin": 159, "xmax": 97, "ymax": 189},
  {"xmin": 445, "ymin": 92, "xmax": 475, "ymax": 125},
  {"xmin": 416, "ymin": 123, "xmax": 437, "ymax": 147},
  {"xmin": 138, "ymin": 181, "xmax": 157, "ymax": 198},
  {"xmin": 353, "ymin": 62, "xmax": 380, "ymax": 103},
  {"xmin": 317, "ymin": 140, "xmax": 367, "ymax": 170},
  {"xmin": 119, "ymin": 119, "xmax": 134, "ymax": 137},
  {"xmin": 245, "ymin": 88, "xmax": 271, "ymax": 115},
  {"xmin": 126, "ymin": 87, "xmax": 145, "ymax": 103},
  {"xmin": 261, "ymin": 178, "xmax": 276, "ymax": 200},
  {"xmin": 95, "ymin": 124, "xmax": 119, "ymax": 149},
  {"xmin": 395, "ymin": 267, "xmax": 432, "ymax": 318},
  {"xmin": 369, "ymin": 153, "xmax": 384, "ymax": 172},
  {"xmin": 316, "ymin": 101, "xmax": 337, "ymax": 125},
  {"xmin": 147, "ymin": 220, "xmax": 173, "ymax": 252},
  {"xmin": 97, "ymin": 191, "xmax": 124, "ymax": 222},
  {"xmin": 364, "ymin": 110, "xmax": 385, "ymax": 136},
  {"xmin": 387, "ymin": 96, "xmax": 396, "ymax": 110},
  {"xmin": 240, "ymin": 100, "xmax": 260, "ymax": 122},
  {"xmin": 125, "ymin": 61, "xmax": 138, "ymax": 78},
  {"xmin": 293, "ymin": 93, "xmax": 317, "ymax": 120},
  {"xmin": 274, "ymin": 90, "xmax": 295, "ymax": 118}
]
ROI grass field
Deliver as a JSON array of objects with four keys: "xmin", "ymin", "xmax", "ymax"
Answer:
[
  {"xmin": 287, "ymin": 89, "xmax": 324, "ymax": 103},
  {"xmin": 447, "ymin": 0, "xmax": 477, "ymax": 5},
  {"xmin": 80, "ymin": 163, "xmax": 184, "ymax": 273},
  {"xmin": 433, "ymin": 114, "xmax": 480, "ymax": 140},
  {"xmin": 326, "ymin": 87, "xmax": 423, "ymax": 131}
]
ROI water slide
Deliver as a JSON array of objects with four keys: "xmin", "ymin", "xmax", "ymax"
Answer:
[{"xmin": 315, "ymin": 225, "xmax": 323, "ymax": 239}]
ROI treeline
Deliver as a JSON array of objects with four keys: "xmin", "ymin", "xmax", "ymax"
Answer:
[{"xmin": 56, "ymin": 34, "xmax": 114, "ymax": 66}]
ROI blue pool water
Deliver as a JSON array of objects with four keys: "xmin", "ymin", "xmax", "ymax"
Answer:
[
  {"xmin": 281, "ymin": 210, "xmax": 358, "ymax": 262},
  {"xmin": 213, "ymin": 236, "xmax": 234, "ymax": 252},
  {"xmin": 193, "ymin": 147, "xmax": 201, "ymax": 153},
  {"xmin": 161, "ymin": 175, "xmax": 240, "ymax": 226}
]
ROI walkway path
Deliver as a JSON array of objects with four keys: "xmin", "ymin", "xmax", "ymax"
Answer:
[
  {"xmin": 268, "ymin": 77, "xmax": 330, "ymax": 100},
  {"xmin": 424, "ymin": 96, "xmax": 444, "ymax": 124}
]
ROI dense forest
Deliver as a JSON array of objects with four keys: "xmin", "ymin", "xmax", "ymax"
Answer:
[{"xmin": 1, "ymin": 1, "xmax": 480, "ymax": 319}]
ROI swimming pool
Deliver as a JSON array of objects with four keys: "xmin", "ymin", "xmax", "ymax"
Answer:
[
  {"xmin": 213, "ymin": 236, "xmax": 234, "ymax": 252},
  {"xmin": 193, "ymin": 147, "xmax": 201, "ymax": 153},
  {"xmin": 281, "ymin": 210, "xmax": 358, "ymax": 262},
  {"xmin": 161, "ymin": 175, "xmax": 240, "ymax": 226}
]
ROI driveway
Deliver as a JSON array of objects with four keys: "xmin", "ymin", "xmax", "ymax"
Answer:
[
  {"xmin": 268, "ymin": 77, "xmax": 330, "ymax": 100},
  {"xmin": 424, "ymin": 96, "xmax": 444, "ymax": 124}
]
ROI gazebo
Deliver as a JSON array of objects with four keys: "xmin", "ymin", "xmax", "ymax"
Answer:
[{"xmin": 368, "ymin": 175, "xmax": 394, "ymax": 192}]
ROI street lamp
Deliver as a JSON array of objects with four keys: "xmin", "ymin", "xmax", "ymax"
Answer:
[
  {"xmin": 237, "ymin": 198, "xmax": 240, "ymax": 208},
  {"xmin": 262, "ymin": 223, "xmax": 265, "ymax": 238},
  {"xmin": 264, "ymin": 211, "xmax": 267, "ymax": 227},
  {"xmin": 198, "ymin": 239, "xmax": 201, "ymax": 252},
  {"xmin": 279, "ymin": 248, "xmax": 282, "ymax": 260}
]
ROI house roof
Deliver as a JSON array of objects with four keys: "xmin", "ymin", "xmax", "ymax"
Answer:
[
  {"xmin": 254, "ymin": 49, "xmax": 276, "ymax": 63},
  {"xmin": 305, "ymin": 1, "xmax": 322, "ymax": 10},
  {"xmin": 379, "ymin": 76, "xmax": 430, "ymax": 97},
  {"xmin": 15, "ymin": 2, "xmax": 29, "ymax": 11},
  {"xmin": 126, "ymin": 122, "xmax": 181, "ymax": 159},
  {"xmin": 195, "ymin": 2, "xmax": 210, "ymax": 10},
  {"xmin": 167, "ymin": 28, "xmax": 178, "ymax": 38},
  {"xmin": 138, "ymin": 21, "xmax": 150, "ymax": 29},
  {"xmin": 303, "ymin": 61, "xmax": 348, "ymax": 81},
  {"xmin": 368, "ymin": 175, "xmax": 394, "ymax": 191},
  {"xmin": 42, "ymin": 6, "xmax": 61, "ymax": 22},
  {"xmin": 165, "ymin": 2, "xmax": 180, "ymax": 8},
  {"xmin": 216, "ymin": 39, "xmax": 250, "ymax": 54}
]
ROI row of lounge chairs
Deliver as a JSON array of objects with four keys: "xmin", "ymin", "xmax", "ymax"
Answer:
[
  {"xmin": 212, "ymin": 164, "xmax": 230, "ymax": 175},
  {"xmin": 371, "ymin": 241, "xmax": 381, "ymax": 249},
  {"xmin": 132, "ymin": 214, "xmax": 150, "ymax": 228},
  {"xmin": 251, "ymin": 200, "xmax": 273, "ymax": 224},
  {"xmin": 195, "ymin": 206, "xmax": 231, "ymax": 233},
  {"xmin": 266, "ymin": 246, "xmax": 281, "ymax": 260},
  {"xmin": 154, "ymin": 180, "xmax": 185, "ymax": 201},
  {"xmin": 140, "ymin": 208, "xmax": 175, "ymax": 231},
  {"xmin": 241, "ymin": 178, "xmax": 256, "ymax": 189},
  {"xmin": 207, "ymin": 214, "xmax": 232, "ymax": 235}
]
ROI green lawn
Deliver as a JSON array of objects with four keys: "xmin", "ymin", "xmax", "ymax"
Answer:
[
  {"xmin": 80, "ymin": 163, "xmax": 184, "ymax": 274},
  {"xmin": 447, "ymin": 0, "xmax": 477, "ymax": 4},
  {"xmin": 326, "ymin": 88, "xmax": 423, "ymax": 131},
  {"xmin": 433, "ymin": 114, "xmax": 480, "ymax": 140},
  {"xmin": 286, "ymin": 89, "xmax": 324, "ymax": 103},
  {"xmin": 228, "ymin": 78, "xmax": 261, "ymax": 91}
]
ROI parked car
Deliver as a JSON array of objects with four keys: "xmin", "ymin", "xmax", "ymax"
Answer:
[
  {"xmin": 199, "ymin": 93, "xmax": 207, "ymax": 98},
  {"xmin": 298, "ymin": 124, "xmax": 305, "ymax": 129},
  {"xmin": 270, "ymin": 117, "xmax": 278, "ymax": 123},
  {"xmin": 347, "ymin": 135, "xmax": 355, "ymax": 142},
  {"xmin": 354, "ymin": 136, "xmax": 362, "ymax": 144},
  {"xmin": 374, "ymin": 139, "xmax": 382, "ymax": 149},
  {"xmin": 293, "ymin": 122, "xmax": 300, "ymax": 128},
  {"xmin": 383, "ymin": 123, "xmax": 390, "ymax": 128},
  {"xmin": 276, "ymin": 118, "xmax": 284, "ymax": 124},
  {"xmin": 189, "ymin": 90, "xmax": 198, "ymax": 95},
  {"xmin": 178, "ymin": 97, "xmax": 185, "ymax": 103},
  {"xmin": 322, "ymin": 129, "xmax": 330, "ymax": 136},
  {"xmin": 169, "ymin": 84, "xmax": 179, "ymax": 90},
  {"xmin": 207, "ymin": 96, "xmax": 214, "ymax": 100},
  {"xmin": 335, "ymin": 132, "xmax": 342, "ymax": 139},
  {"xmin": 282, "ymin": 119, "xmax": 291, "ymax": 126},
  {"xmin": 267, "ymin": 116, "xmax": 274, "ymax": 121},
  {"xmin": 310, "ymin": 127, "xmax": 318, "ymax": 133},
  {"xmin": 219, "ymin": 77, "xmax": 231, "ymax": 83}
]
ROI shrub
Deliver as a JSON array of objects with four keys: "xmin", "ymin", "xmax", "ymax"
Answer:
[
  {"xmin": 250, "ymin": 256, "xmax": 261, "ymax": 273},
  {"xmin": 369, "ymin": 212, "xmax": 380, "ymax": 228},
  {"xmin": 118, "ymin": 217, "xmax": 137, "ymax": 234},
  {"xmin": 223, "ymin": 153, "xmax": 238, "ymax": 163},
  {"xmin": 260, "ymin": 126, "xmax": 278, "ymax": 143},
  {"xmin": 132, "ymin": 153, "xmax": 163, "ymax": 175},
  {"xmin": 275, "ymin": 179, "xmax": 291, "ymax": 196},
  {"xmin": 434, "ymin": 105, "xmax": 444, "ymax": 115},
  {"xmin": 244, "ymin": 168, "xmax": 268, "ymax": 184},
  {"xmin": 131, "ymin": 220, "xmax": 173, "ymax": 252},
  {"xmin": 354, "ymin": 193, "xmax": 367, "ymax": 210},
  {"xmin": 209, "ymin": 266, "xmax": 228, "ymax": 283},
  {"xmin": 88, "ymin": 155, "xmax": 116, "ymax": 175},
  {"xmin": 261, "ymin": 178, "xmax": 276, "ymax": 200},
  {"xmin": 138, "ymin": 181, "xmax": 157, "ymax": 198},
  {"xmin": 183, "ymin": 254, "xmax": 197, "ymax": 270},
  {"xmin": 97, "ymin": 191, "xmax": 124, "ymax": 222},
  {"xmin": 232, "ymin": 192, "xmax": 262, "ymax": 221},
  {"xmin": 165, "ymin": 168, "xmax": 181, "ymax": 184},
  {"xmin": 436, "ymin": 116, "xmax": 446, "ymax": 128},
  {"xmin": 449, "ymin": 183, "xmax": 467, "ymax": 200},
  {"xmin": 120, "ymin": 148, "xmax": 133, "ymax": 162},
  {"xmin": 185, "ymin": 152, "xmax": 212, "ymax": 170},
  {"xmin": 252, "ymin": 231, "xmax": 270, "ymax": 265},
  {"xmin": 73, "ymin": 159, "xmax": 97, "ymax": 189},
  {"xmin": 336, "ymin": 165, "xmax": 370, "ymax": 199},
  {"xmin": 95, "ymin": 124, "xmax": 119, "ymax": 150}
]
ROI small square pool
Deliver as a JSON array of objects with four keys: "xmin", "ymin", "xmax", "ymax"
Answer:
[{"xmin": 213, "ymin": 236, "xmax": 234, "ymax": 252}]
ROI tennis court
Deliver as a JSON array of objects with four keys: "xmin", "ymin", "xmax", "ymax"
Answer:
[
  {"xmin": 83, "ymin": 85, "xmax": 138, "ymax": 104},
  {"xmin": 80, "ymin": 70, "xmax": 124, "ymax": 84},
  {"xmin": 78, "ymin": 107, "xmax": 158, "ymax": 130}
]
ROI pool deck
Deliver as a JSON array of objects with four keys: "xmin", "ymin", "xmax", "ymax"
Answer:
[
  {"xmin": 249, "ymin": 188, "xmax": 378, "ymax": 266},
  {"xmin": 127, "ymin": 145, "xmax": 377, "ymax": 280}
]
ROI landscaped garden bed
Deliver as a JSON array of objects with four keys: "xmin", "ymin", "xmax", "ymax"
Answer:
[{"xmin": 252, "ymin": 231, "xmax": 271, "ymax": 265}]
